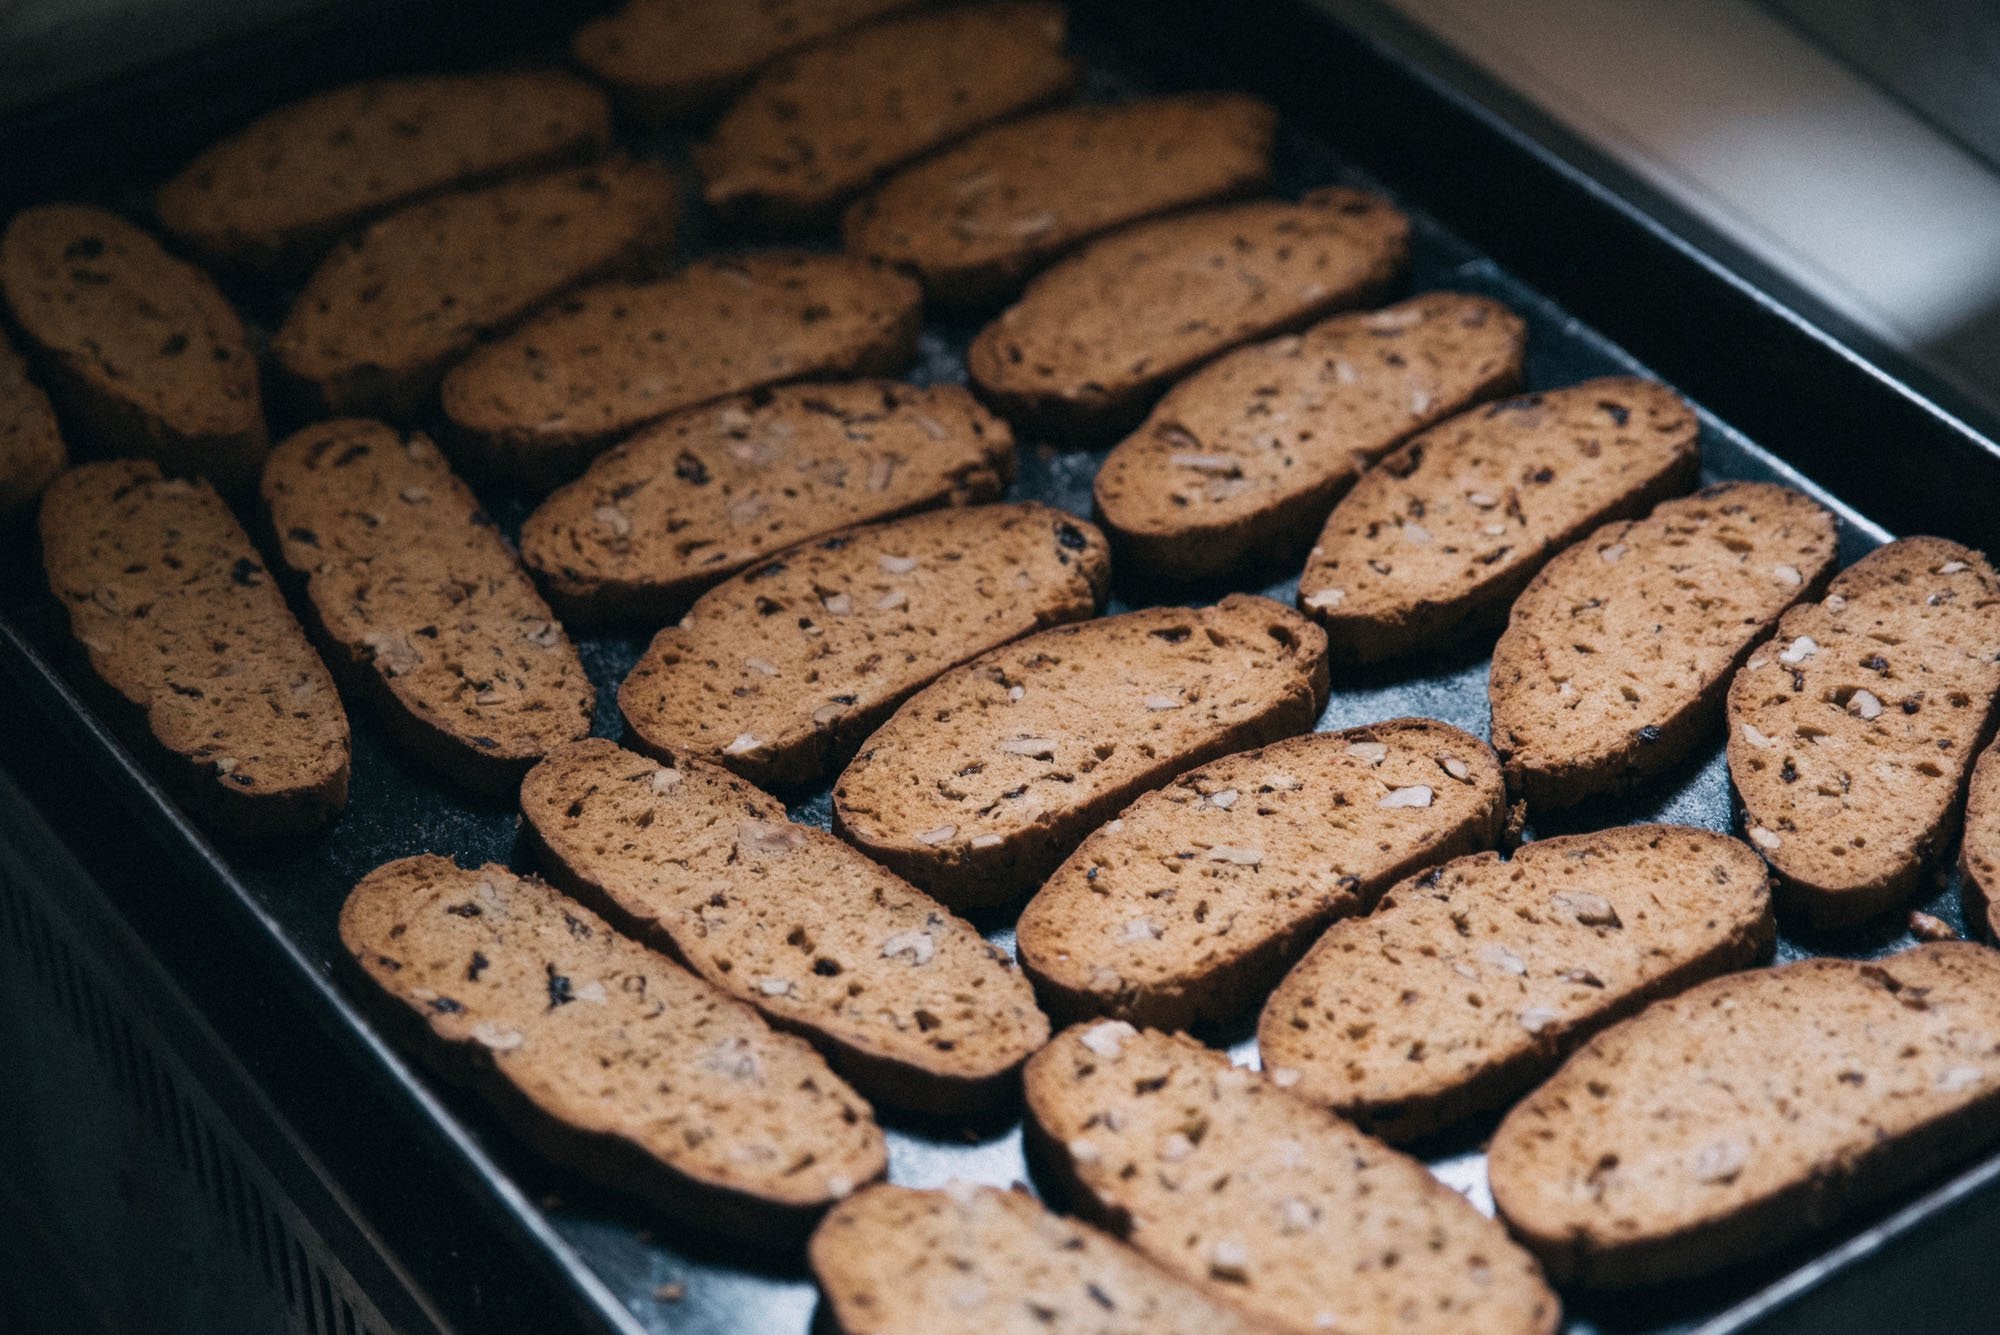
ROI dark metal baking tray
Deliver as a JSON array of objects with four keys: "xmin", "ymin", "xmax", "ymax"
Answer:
[{"xmin": 4, "ymin": 2, "xmax": 2000, "ymax": 1332}]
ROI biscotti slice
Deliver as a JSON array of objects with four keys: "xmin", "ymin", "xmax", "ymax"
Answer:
[
  {"xmin": 0, "ymin": 326, "xmax": 63, "ymax": 520},
  {"xmin": 700, "ymin": 3, "xmax": 1076, "ymax": 231},
  {"xmin": 1259, "ymin": 825, "xmax": 1773, "ymax": 1143},
  {"xmin": 1094, "ymin": 293, "xmax": 1526, "ymax": 582},
  {"xmin": 1297, "ymin": 376, "xmax": 1700, "ymax": 663},
  {"xmin": 273, "ymin": 158, "xmax": 678, "ymax": 420},
  {"xmin": 1489, "ymin": 943, "xmax": 2000, "ymax": 1287},
  {"xmin": 1016, "ymin": 719, "xmax": 1505, "ymax": 1030},
  {"xmin": 155, "ymin": 71, "xmax": 613, "ymax": 272},
  {"xmin": 520, "ymin": 381, "xmax": 1012, "ymax": 626},
  {"xmin": 1727, "ymin": 537, "xmax": 2000, "ymax": 926},
  {"xmin": 522, "ymin": 739, "xmax": 1049, "ymax": 1112},
  {"xmin": 845, "ymin": 94, "xmax": 1278, "ymax": 307},
  {"xmin": 262, "ymin": 421, "xmax": 593, "ymax": 794},
  {"xmin": 1964, "ymin": 741, "xmax": 2000, "ymax": 939},
  {"xmin": 340, "ymin": 855, "xmax": 886, "ymax": 1244},
  {"xmin": 1, "ymin": 204, "xmax": 265, "ymax": 492},
  {"xmin": 1491, "ymin": 482, "xmax": 1839, "ymax": 808},
  {"xmin": 440, "ymin": 252, "xmax": 924, "ymax": 489},
  {"xmin": 573, "ymin": 0, "xmax": 928, "ymax": 125},
  {"xmin": 620, "ymin": 503, "xmax": 1107, "ymax": 788},
  {"xmin": 39, "ymin": 460, "xmax": 348, "ymax": 837},
  {"xmin": 810, "ymin": 1183, "xmax": 1274, "ymax": 1335},
  {"xmin": 1024, "ymin": 1024, "xmax": 1560, "ymax": 1335},
  {"xmin": 832, "ymin": 595, "xmax": 1329, "ymax": 909},
  {"xmin": 968, "ymin": 190, "xmax": 1410, "ymax": 444}
]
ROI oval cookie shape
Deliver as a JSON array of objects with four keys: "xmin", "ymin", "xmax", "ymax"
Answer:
[
  {"xmin": 1296, "ymin": 376, "xmax": 1700, "ymax": 663},
  {"xmin": 340, "ymin": 855, "xmax": 886, "ymax": 1244},
  {"xmin": 968, "ymin": 189, "xmax": 1410, "ymax": 444},
  {"xmin": 1727, "ymin": 537, "xmax": 2000, "ymax": 927},
  {"xmin": 1488, "ymin": 943, "xmax": 2000, "ymax": 1288},
  {"xmin": 700, "ymin": 2, "xmax": 1076, "ymax": 230},
  {"xmin": 440, "ymin": 251, "xmax": 923, "ymax": 488},
  {"xmin": 521, "ymin": 380, "xmax": 1014, "ymax": 626},
  {"xmin": 1259, "ymin": 824, "xmax": 1773, "ymax": 1143},
  {"xmin": 274, "ymin": 158, "xmax": 678, "ymax": 420},
  {"xmin": 832, "ymin": 595, "xmax": 1329, "ymax": 909},
  {"xmin": 0, "ymin": 325, "xmax": 64, "ymax": 519},
  {"xmin": 618, "ymin": 502, "xmax": 1109, "ymax": 789},
  {"xmin": 522, "ymin": 740, "xmax": 1050, "ymax": 1113},
  {"xmin": 844, "ymin": 93, "xmax": 1278, "ymax": 308},
  {"xmin": 1016, "ymin": 718, "xmax": 1505, "ymax": 1031},
  {"xmin": 1491, "ymin": 482, "xmax": 1838, "ymax": 808},
  {"xmin": 262, "ymin": 421, "xmax": 594, "ymax": 793},
  {"xmin": 1094, "ymin": 292, "xmax": 1526, "ymax": 582},
  {"xmin": 40, "ymin": 460, "xmax": 349, "ymax": 837},
  {"xmin": 573, "ymin": 0, "xmax": 927, "ymax": 125},
  {"xmin": 1, "ymin": 204, "xmax": 265, "ymax": 492},
  {"xmin": 156, "ymin": 70, "xmax": 613, "ymax": 272},
  {"xmin": 1025, "ymin": 1024, "xmax": 1561, "ymax": 1335},
  {"xmin": 810, "ymin": 1183, "xmax": 1272, "ymax": 1335}
]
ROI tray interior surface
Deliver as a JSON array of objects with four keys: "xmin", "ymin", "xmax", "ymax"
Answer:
[{"xmin": 1, "ymin": 6, "xmax": 1988, "ymax": 1334}]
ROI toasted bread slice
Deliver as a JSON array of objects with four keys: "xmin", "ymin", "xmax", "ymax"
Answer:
[
  {"xmin": 0, "ymin": 325, "xmax": 63, "ymax": 519},
  {"xmin": 1727, "ymin": 537, "xmax": 2000, "ymax": 926},
  {"xmin": 1016, "ymin": 719, "xmax": 1505, "ymax": 1030},
  {"xmin": 522, "ymin": 739, "xmax": 1048, "ymax": 1113},
  {"xmin": 832, "ymin": 595, "xmax": 1329, "ymax": 909},
  {"xmin": 520, "ymin": 381, "xmax": 1012, "ymax": 626},
  {"xmin": 262, "ymin": 421, "xmax": 593, "ymax": 794},
  {"xmin": 1024, "ymin": 1023, "xmax": 1560, "ymax": 1334},
  {"xmin": 40, "ymin": 460, "xmax": 350, "ymax": 838},
  {"xmin": 155, "ymin": 71, "xmax": 612, "ymax": 272},
  {"xmin": 1259, "ymin": 825, "xmax": 1774, "ymax": 1142},
  {"xmin": 967, "ymin": 189, "xmax": 1409, "ymax": 444},
  {"xmin": 1296, "ymin": 377, "xmax": 1700, "ymax": 663},
  {"xmin": 1488, "ymin": 944, "xmax": 2000, "ymax": 1287},
  {"xmin": 440, "ymin": 253, "xmax": 923, "ymax": 488},
  {"xmin": 618, "ymin": 502, "xmax": 1108, "ymax": 789},
  {"xmin": 340, "ymin": 855, "xmax": 886, "ymax": 1245},
  {"xmin": 1491, "ymin": 482, "xmax": 1838, "ymax": 807},
  {"xmin": 700, "ymin": 3, "xmax": 1076, "ymax": 231}
]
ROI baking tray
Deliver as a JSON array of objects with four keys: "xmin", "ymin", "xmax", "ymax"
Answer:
[{"xmin": 5, "ymin": 1, "xmax": 2000, "ymax": 1332}]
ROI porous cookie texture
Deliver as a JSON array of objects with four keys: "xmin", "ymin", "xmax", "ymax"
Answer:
[
  {"xmin": 1094, "ymin": 291, "xmax": 1525, "ymax": 582},
  {"xmin": 1024, "ymin": 1024, "xmax": 1560, "ymax": 1335},
  {"xmin": 832, "ymin": 595, "xmax": 1330, "ymax": 909},
  {"xmin": 1297, "ymin": 376, "xmax": 1700, "ymax": 663},
  {"xmin": 155, "ymin": 70, "xmax": 613, "ymax": 272},
  {"xmin": 1016, "ymin": 718, "xmax": 1505, "ymax": 1030},
  {"xmin": 40, "ymin": 460, "xmax": 348, "ymax": 837},
  {"xmin": 1964, "ymin": 741, "xmax": 2000, "ymax": 939},
  {"xmin": 968, "ymin": 189, "xmax": 1410, "ymax": 444},
  {"xmin": 440, "ymin": 252, "xmax": 924, "ymax": 489},
  {"xmin": 809, "ymin": 1183, "xmax": 1274, "ymax": 1335},
  {"xmin": 273, "ymin": 158, "xmax": 678, "ymax": 420},
  {"xmin": 1258, "ymin": 824, "xmax": 1774, "ymax": 1142},
  {"xmin": 1488, "ymin": 944, "xmax": 2000, "ymax": 1287},
  {"xmin": 618, "ymin": 502, "xmax": 1108, "ymax": 789},
  {"xmin": 522, "ymin": 739, "xmax": 1049, "ymax": 1113},
  {"xmin": 1, "ymin": 204, "xmax": 265, "ymax": 492},
  {"xmin": 844, "ymin": 93, "xmax": 1278, "ymax": 308},
  {"xmin": 573, "ymin": 0, "xmax": 928, "ymax": 125},
  {"xmin": 1726, "ymin": 537, "xmax": 2000, "ymax": 926},
  {"xmin": 1491, "ymin": 482, "xmax": 1839, "ymax": 808},
  {"xmin": 262, "ymin": 421, "xmax": 593, "ymax": 794},
  {"xmin": 0, "ymin": 326, "xmax": 63, "ymax": 519},
  {"xmin": 340, "ymin": 855, "xmax": 886, "ymax": 1245},
  {"xmin": 700, "ymin": 3, "xmax": 1076, "ymax": 231},
  {"xmin": 521, "ymin": 380, "xmax": 1013, "ymax": 626}
]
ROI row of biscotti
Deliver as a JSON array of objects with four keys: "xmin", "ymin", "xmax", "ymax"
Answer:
[{"xmin": 335, "ymin": 753, "xmax": 1567, "ymax": 1333}]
